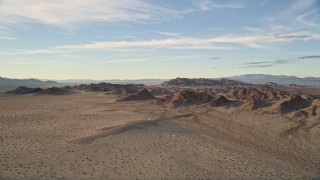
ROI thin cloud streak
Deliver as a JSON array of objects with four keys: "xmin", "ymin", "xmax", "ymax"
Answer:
[
  {"xmin": 15, "ymin": 49, "xmax": 63, "ymax": 55},
  {"xmin": 194, "ymin": 0, "xmax": 245, "ymax": 11},
  {"xmin": 97, "ymin": 55, "xmax": 206, "ymax": 63},
  {"xmin": 273, "ymin": 59, "xmax": 296, "ymax": 64},
  {"xmin": 298, "ymin": 55, "xmax": 320, "ymax": 59},
  {"xmin": 98, "ymin": 59, "xmax": 149, "ymax": 63},
  {"xmin": 6, "ymin": 61, "xmax": 38, "ymax": 65},
  {"xmin": 209, "ymin": 57, "xmax": 223, "ymax": 60},
  {"xmin": 296, "ymin": 8, "xmax": 320, "ymax": 27},
  {"xmin": 243, "ymin": 61, "xmax": 269, "ymax": 65},
  {"xmin": 0, "ymin": 0, "xmax": 251, "ymax": 30},
  {"xmin": 6, "ymin": 59, "xmax": 54, "ymax": 65},
  {"xmin": 239, "ymin": 55, "xmax": 320, "ymax": 69},
  {"xmin": 4, "ymin": 32, "xmax": 319, "ymax": 55},
  {"xmin": 242, "ymin": 64, "xmax": 274, "ymax": 68},
  {"xmin": 54, "ymin": 33, "xmax": 320, "ymax": 51},
  {"xmin": 54, "ymin": 37, "xmax": 232, "ymax": 50},
  {"xmin": 0, "ymin": 35, "xmax": 16, "ymax": 40},
  {"xmin": 0, "ymin": 0, "xmax": 246, "ymax": 28},
  {"xmin": 155, "ymin": 31, "xmax": 183, "ymax": 37},
  {"xmin": 272, "ymin": 32, "xmax": 320, "ymax": 40},
  {"xmin": 240, "ymin": 58, "xmax": 297, "ymax": 68},
  {"xmin": 0, "ymin": 0, "xmax": 177, "ymax": 26}
]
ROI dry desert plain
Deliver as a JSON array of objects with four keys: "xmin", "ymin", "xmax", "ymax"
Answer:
[{"xmin": 0, "ymin": 82, "xmax": 320, "ymax": 179}]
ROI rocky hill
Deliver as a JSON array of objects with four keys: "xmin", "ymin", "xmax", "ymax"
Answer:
[
  {"xmin": 7, "ymin": 86, "xmax": 43, "ymax": 94},
  {"xmin": 121, "ymin": 89, "xmax": 155, "ymax": 101}
]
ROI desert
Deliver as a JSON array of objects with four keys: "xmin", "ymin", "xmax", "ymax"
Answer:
[
  {"xmin": 1, "ymin": 78, "xmax": 319, "ymax": 179},
  {"xmin": 1, "ymin": 1, "xmax": 320, "ymax": 179}
]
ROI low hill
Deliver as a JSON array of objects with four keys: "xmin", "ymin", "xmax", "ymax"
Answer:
[
  {"xmin": 158, "ymin": 90, "xmax": 213, "ymax": 107},
  {"xmin": 121, "ymin": 89, "xmax": 155, "ymax": 101},
  {"xmin": 38, "ymin": 87, "xmax": 74, "ymax": 95},
  {"xmin": 74, "ymin": 83, "xmax": 143, "ymax": 93},
  {"xmin": 278, "ymin": 95, "xmax": 311, "ymax": 114},
  {"xmin": 7, "ymin": 86, "xmax": 43, "ymax": 94},
  {"xmin": 210, "ymin": 95, "xmax": 235, "ymax": 107}
]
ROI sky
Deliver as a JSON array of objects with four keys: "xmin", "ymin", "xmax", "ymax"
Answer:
[{"xmin": 0, "ymin": 0, "xmax": 319, "ymax": 80}]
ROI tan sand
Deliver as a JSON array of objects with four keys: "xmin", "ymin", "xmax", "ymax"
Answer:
[{"xmin": 0, "ymin": 92, "xmax": 319, "ymax": 179}]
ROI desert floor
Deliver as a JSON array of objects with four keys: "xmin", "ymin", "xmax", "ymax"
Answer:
[{"xmin": 0, "ymin": 93, "xmax": 319, "ymax": 179}]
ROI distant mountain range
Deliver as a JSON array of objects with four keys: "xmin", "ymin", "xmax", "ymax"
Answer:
[
  {"xmin": 227, "ymin": 74, "xmax": 320, "ymax": 86},
  {"xmin": 0, "ymin": 77, "xmax": 57, "ymax": 84},
  {"xmin": 162, "ymin": 77, "xmax": 251, "ymax": 86},
  {"xmin": 1, "ymin": 74, "xmax": 320, "ymax": 86},
  {"xmin": 54, "ymin": 79, "xmax": 168, "ymax": 85}
]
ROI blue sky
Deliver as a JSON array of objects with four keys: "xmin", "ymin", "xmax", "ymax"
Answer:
[{"xmin": 0, "ymin": 0, "xmax": 319, "ymax": 80}]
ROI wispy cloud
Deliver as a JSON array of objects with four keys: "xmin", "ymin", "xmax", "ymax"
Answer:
[
  {"xmin": 0, "ymin": 0, "xmax": 177, "ymax": 27},
  {"xmin": 272, "ymin": 32, "xmax": 319, "ymax": 40},
  {"xmin": 98, "ymin": 59, "xmax": 149, "ymax": 63},
  {"xmin": 266, "ymin": 0, "xmax": 319, "ymax": 34},
  {"xmin": 53, "ymin": 36, "xmax": 256, "ymax": 50},
  {"xmin": 157, "ymin": 55, "xmax": 204, "ymax": 62},
  {"xmin": 55, "ymin": 33, "xmax": 320, "ymax": 51},
  {"xmin": 7, "ymin": 31, "xmax": 319, "ymax": 55},
  {"xmin": 239, "ymin": 55, "xmax": 320, "ymax": 69},
  {"xmin": 14, "ymin": 49, "xmax": 63, "ymax": 55},
  {"xmin": 243, "ymin": 64, "xmax": 274, "ymax": 68},
  {"xmin": 97, "ymin": 55, "xmax": 207, "ymax": 63},
  {"xmin": 209, "ymin": 57, "xmax": 223, "ymax": 60},
  {"xmin": 155, "ymin": 31, "xmax": 182, "ymax": 37},
  {"xmin": 273, "ymin": 59, "xmax": 296, "ymax": 64},
  {"xmin": 0, "ymin": 35, "xmax": 16, "ymax": 40},
  {"xmin": 256, "ymin": 0, "xmax": 320, "ymax": 56},
  {"xmin": 260, "ymin": 0, "xmax": 271, "ymax": 6},
  {"xmin": 194, "ymin": 0, "xmax": 245, "ymax": 11},
  {"xmin": 240, "ymin": 61, "xmax": 273, "ymax": 68},
  {"xmin": 298, "ymin": 55, "xmax": 320, "ymax": 59},
  {"xmin": 271, "ymin": 0, "xmax": 316, "ymax": 22},
  {"xmin": 7, "ymin": 61, "xmax": 37, "ymax": 65},
  {"xmin": 244, "ymin": 27, "xmax": 264, "ymax": 33},
  {"xmin": 296, "ymin": 8, "xmax": 320, "ymax": 27},
  {"xmin": 243, "ymin": 61, "xmax": 269, "ymax": 65},
  {"xmin": 240, "ymin": 58, "xmax": 297, "ymax": 68},
  {"xmin": 246, "ymin": 24, "xmax": 320, "ymax": 41},
  {"xmin": 6, "ymin": 59, "xmax": 53, "ymax": 65},
  {"xmin": 54, "ymin": 37, "xmax": 232, "ymax": 50}
]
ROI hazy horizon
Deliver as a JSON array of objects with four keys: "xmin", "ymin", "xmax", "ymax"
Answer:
[
  {"xmin": 1, "ymin": 0, "xmax": 320, "ymax": 79},
  {"xmin": 3, "ymin": 73, "xmax": 320, "ymax": 82}
]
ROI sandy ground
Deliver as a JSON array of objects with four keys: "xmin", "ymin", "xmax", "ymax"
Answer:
[{"xmin": 0, "ymin": 92, "xmax": 319, "ymax": 179}]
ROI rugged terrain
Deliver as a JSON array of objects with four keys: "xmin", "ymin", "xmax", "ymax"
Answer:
[{"xmin": 0, "ymin": 78, "xmax": 320, "ymax": 179}]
